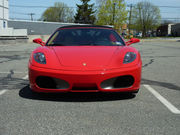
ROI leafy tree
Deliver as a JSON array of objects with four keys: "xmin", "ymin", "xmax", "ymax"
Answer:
[
  {"xmin": 74, "ymin": 0, "xmax": 96, "ymax": 24},
  {"xmin": 96, "ymin": 0, "xmax": 128, "ymax": 31},
  {"xmin": 131, "ymin": 1, "xmax": 161, "ymax": 37},
  {"xmin": 41, "ymin": 2, "xmax": 74, "ymax": 23}
]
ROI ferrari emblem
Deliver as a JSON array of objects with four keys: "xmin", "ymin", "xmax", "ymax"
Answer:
[{"xmin": 83, "ymin": 63, "xmax": 87, "ymax": 66}]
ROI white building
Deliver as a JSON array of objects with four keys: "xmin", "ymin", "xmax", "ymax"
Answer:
[
  {"xmin": 0, "ymin": 0, "xmax": 27, "ymax": 36},
  {"xmin": 0, "ymin": 0, "xmax": 8, "ymax": 29}
]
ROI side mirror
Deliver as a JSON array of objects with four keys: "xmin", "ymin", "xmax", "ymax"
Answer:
[
  {"xmin": 126, "ymin": 38, "xmax": 140, "ymax": 46},
  {"xmin": 33, "ymin": 38, "xmax": 45, "ymax": 46}
]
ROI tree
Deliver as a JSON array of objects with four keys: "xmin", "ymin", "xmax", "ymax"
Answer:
[
  {"xmin": 41, "ymin": 2, "xmax": 74, "ymax": 23},
  {"xmin": 96, "ymin": 0, "xmax": 128, "ymax": 32},
  {"xmin": 74, "ymin": 0, "xmax": 96, "ymax": 24},
  {"xmin": 131, "ymin": 1, "xmax": 161, "ymax": 37}
]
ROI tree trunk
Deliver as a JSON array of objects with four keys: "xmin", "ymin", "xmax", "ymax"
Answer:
[{"xmin": 142, "ymin": 25, "xmax": 146, "ymax": 37}]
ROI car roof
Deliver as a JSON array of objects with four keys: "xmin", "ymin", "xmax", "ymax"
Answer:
[{"xmin": 58, "ymin": 25, "xmax": 113, "ymax": 29}]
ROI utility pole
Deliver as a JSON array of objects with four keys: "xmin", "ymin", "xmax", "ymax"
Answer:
[
  {"xmin": 112, "ymin": 2, "xmax": 116, "ymax": 26},
  {"xmin": 28, "ymin": 13, "xmax": 35, "ymax": 21},
  {"xmin": 128, "ymin": 4, "xmax": 133, "ymax": 37}
]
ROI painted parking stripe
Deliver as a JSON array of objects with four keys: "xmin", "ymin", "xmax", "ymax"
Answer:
[
  {"xmin": 22, "ymin": 75, "xmax": 28, "ymax": 80},
  {"xmin": 0, "ymin": 90, "xmax": 8, "ymax": 95},
  {"xmin": 144, "ymin": 84, "xmax": 180, "ymax": 114}
]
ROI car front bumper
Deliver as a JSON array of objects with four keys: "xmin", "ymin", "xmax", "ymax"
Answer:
[{"xmin": 29, "ymin": 63, "xmax": 141, "ymax": 93}]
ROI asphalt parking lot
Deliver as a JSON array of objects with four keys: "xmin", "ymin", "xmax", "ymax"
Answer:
[{"xmin": 0, "ymin": 39, "xmax": 180, "ymax": 135}]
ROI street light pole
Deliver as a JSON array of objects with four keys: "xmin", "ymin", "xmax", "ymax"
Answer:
[{"xmin": 113, "ymin": 2, "xmax": 116, "ymax": 26}]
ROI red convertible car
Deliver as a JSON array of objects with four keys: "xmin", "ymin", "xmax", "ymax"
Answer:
[{"xmin": 29, "ymin": 25, "xmax": 142, "ymax": 93}]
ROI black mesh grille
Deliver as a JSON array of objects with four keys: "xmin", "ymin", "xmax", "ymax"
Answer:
[
  {"xmin": 36, "ymin": 76, "xmax": 69, "ymax": 89},
  {"xmin": 100, "ymin": 75, "xmax": 134, "ymax": 89}
]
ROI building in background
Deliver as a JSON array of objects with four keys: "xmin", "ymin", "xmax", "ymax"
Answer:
[
  {"xmin": 0, "ymin": 0, "xmax": 27, "ymax": 37},
  {"xmin": 157, "ymin": 23, "xmax": 180, "ymax": 37},
  {"xmin": 0, "ymin": 0, "xmax": 8, "ymax": 29},
  {"xmin": 172, "ymin": 23, "xmax": 180, "ymax": 37},
  {"xmin": 8, "ymin": 20, "xmax": 83, "ymax": 35},
  {"xmin": 8, "ymin": 20, "xmax": 86, "ymax": 42},
  {"xmin": 156, "ymin": 24, "xmax": 174, "ymax": 37}
]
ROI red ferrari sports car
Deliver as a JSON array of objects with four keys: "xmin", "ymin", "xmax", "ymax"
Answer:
[{"xmin": 29, "ymin": 25, "xmax": 142, "ymax": 93}]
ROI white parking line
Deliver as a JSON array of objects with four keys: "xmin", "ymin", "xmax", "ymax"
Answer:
[
  {"xmin": 0, "ymin": 90, "xmax": 8, "ymax": 95},
  {"xmin": 22, "ymin": 75, "xmax": 28, "ymax": 80},
  {"xmin": 144, "ymin": 84, "xmax": 180, "ymax": 114}
]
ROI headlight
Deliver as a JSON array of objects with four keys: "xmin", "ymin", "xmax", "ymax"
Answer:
[
  {"xmin": 34, "ymin": 52, "xmax": 46, "ymax": 64},
  {"xmin": 123, "ymin": 52, "xmax": 136, "ymax": 64}
]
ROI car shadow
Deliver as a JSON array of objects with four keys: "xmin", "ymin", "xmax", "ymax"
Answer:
[
  {"xmin": 141, "ymin": 78, "xmax": 180, "ymax": 91},
  {"xmin": 19, "ymin": 85, "xmax": 136, "ymax": 102}
]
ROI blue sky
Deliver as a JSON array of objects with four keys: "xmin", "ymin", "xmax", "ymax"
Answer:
[{"xmin": 9, "ymin": 0, "xmax": 180, "ymax": 22}]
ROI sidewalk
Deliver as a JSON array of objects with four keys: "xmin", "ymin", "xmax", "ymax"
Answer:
[{"xmin": 141, "ymin": 37, "xmax": 180, "ymax": 42}]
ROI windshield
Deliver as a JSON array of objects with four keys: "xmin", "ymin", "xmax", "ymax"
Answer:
[{"xmin": 46, "ymin": 28, "xmax": 125, "ymax": 46}]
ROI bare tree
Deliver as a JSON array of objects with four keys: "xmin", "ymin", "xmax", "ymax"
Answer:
[{"xmin": 132, "ymin": 1, "xmax": 161, "ymax": 37}]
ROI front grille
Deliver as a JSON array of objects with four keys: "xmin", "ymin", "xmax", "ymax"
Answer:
[
  {"xmin": 72, "ymin": 83, "xmax": 98, "ymax": 90},
  {"xmin": 100, "ymin": 75, "xmax": 134, "ymax": 89},
  {"xmin": 36, "ymin": 76, "xmax": 69, "ymax": 89}
]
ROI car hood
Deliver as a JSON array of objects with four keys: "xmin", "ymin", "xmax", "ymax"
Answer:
[{"xmin": 52, "ymin": 46, "xmax": 123, "ymax": 69}]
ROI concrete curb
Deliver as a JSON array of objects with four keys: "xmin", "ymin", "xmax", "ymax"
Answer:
[
  {"xmin": 0, "ymin": 36, "xmax": 28, "ymax": 44},
  {"xmin": 141, "ymin": 38, "xmax": 180, "ymax": 42}
]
